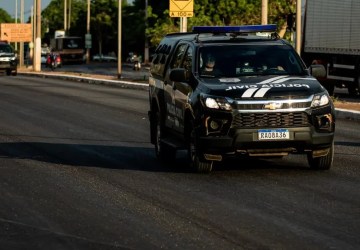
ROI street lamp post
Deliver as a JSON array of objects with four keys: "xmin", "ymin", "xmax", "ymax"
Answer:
[
  {"xmin": 261, "ymin": 0, "xmax": 268, "ymax": 25},
  {"xmin": 296, "ymin": 0, "xmax": 302, "ymax": 54},
  {"xmin": 117, "ymin": 0, "xmax": 122, "ymax": 79},
  {"xmin": 86, "ymin": 0, "xmax": 90, "ymax": 64},
  {"xmin": 144, "ymin": 0, "xmax": 149, "ymax": 64},
  {"xmin": 64, "ymin": 0, "xmax": 67, "ymax": 32},
  {"xmin": 20, "ymin": 0, "xmax": 24, "ymax": 67},
  {"xmin": 34, "ymin": 0, "xmax": 41, "ymax": 72}
]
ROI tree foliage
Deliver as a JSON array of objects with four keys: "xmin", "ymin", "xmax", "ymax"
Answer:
[{"xmin": 0, "ymin": 8, "xmax": 14, "ymax": 23}]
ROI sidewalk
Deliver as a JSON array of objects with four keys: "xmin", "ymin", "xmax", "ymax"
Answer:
[{"xmin": 17, "ymin": 66, "xmax": 360, "ymax": 121}]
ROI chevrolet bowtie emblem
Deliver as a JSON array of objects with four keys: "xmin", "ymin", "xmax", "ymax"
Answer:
[{"xmin": 264, "ymin": 102, "xmax": 282, "ymax": 110}]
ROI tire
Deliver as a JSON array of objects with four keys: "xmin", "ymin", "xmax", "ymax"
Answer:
[
  {"xmin": 154, "ymin": 112, "xmax": 176, "ymax": 162},
  {"xmin": 188, "ymin": 122, "xmax": 213, "ymax": 173},
  {"xmin": 6, "ymin": 69, "xmax": 11, "ymax": 76},
  {"xmin": 307, "ymin": 142, "xmax": 334, "ymax": 170}
]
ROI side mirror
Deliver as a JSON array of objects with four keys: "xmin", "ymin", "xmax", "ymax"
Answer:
[
  {"xmin": 169, "ymin": 68, "xmax": 189, "ymax": 82},
  {"xmin": 309, "ymin": 64, "xmax": 326, "ymax": 78}
]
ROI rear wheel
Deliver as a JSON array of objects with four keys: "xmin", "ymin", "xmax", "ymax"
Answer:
[
  {"xmin": 188, "ymin": 122, "xmax": 213, "ymax": 173},
  {"xmin": 307, "ymin": 142, "xmax": 334, "ymax": 170},
  {"xmin": 154, "ymin": 112, "xmax": 176, "ymax": 162}
]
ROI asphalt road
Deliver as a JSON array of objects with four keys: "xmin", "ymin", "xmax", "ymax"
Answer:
[{"xmin": 0, "ymin": 75, "xmax": 359, "ymax": 250}]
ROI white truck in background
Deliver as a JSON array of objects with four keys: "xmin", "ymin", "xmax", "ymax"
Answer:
[{"xmin": 301, "ymin": 0, "xmax": 360, "ymax": 96}]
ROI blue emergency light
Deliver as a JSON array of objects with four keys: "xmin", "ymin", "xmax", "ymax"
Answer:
[{"xmin": 192, "ymin": 24, "xmax": 277, "ymax": 34}]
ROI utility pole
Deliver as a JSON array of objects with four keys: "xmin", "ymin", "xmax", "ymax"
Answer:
[
  {"xmin": 15, "ymin": 0, "xmax": 18, "ymax": 51},
  {"xmin": 86, "ymin": 0, "xmax": 90, "ymax": 64},
  {"xmin": 261, "ymin": 0, "xmax": 268, "ymax": 25},
  {"xmin": 68, "ymin": 0, "xmax": 71, "ymax": 30},
  {"xmin": 30, "ymin": 5, "xmax": 34, "ymax": 65},
  {"xmin": 64, "ymin": 0, "xmax": 67, "ymax": 33},
  {"xmin": 117, "ymin": 0, "xmax": 122, "ymax": 79},
  {"xmin": 296, "ymin": 0, "xmax": 302, "ymax": 54},
  {"xmin": 144, "ymin": 0, "xmax": 149, "ymax": 64},
  {"xmin": 34, "ymin": 0, "xmax": 41, "ymax": 72},
  {"xmin": 20, "ymin": 0, "xmax": 24, "ymax": 67}
]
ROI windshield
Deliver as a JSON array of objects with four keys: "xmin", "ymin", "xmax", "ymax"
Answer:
[
  {"xmin": 0, "ymin": 44, "xmax": 13, "ymax": 53},
  {"xmin": 64, "ymin": 38, "xmax": 81, "ymax": 49},
  {"xmin": 198, "ymin": 44, "xmax": 305, "ymax": 78}
]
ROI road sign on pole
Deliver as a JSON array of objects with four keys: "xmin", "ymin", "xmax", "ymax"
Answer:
[
  {"xmin": 0, "ymin": 23, "xmax": 32, "ymax": 42},
  {"xmin": 169, "ymin": 0, "xmax": 193, "ymax": 17}
]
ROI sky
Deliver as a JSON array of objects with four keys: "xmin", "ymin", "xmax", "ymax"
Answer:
[
  {"xmin": 0, "ymin": 0, "xmax": 134, "ymax": 21},
  {"xmin": 0, "ymin": 0, "xmax": 52, "ymax": 20}
]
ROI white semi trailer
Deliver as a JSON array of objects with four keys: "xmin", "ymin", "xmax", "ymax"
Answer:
[{"xmin": 301, "ymin": 0, "xmax": 360, "ymax": 96}]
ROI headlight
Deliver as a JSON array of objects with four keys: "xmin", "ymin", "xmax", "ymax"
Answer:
[
  {"xmin": 311, "ymin": 93, "xmax": 330, "ymax": 108},
  {"xmin": 202, "ymin": 96, "xmax": 232, "ymax": 111}
]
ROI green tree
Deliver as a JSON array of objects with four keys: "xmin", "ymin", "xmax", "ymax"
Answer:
[
  {"xmin": 42, "ymin": 0, "xmax": 86, "ymax": 45},
  {"xmin": 146, "ymin": 0, "xmax": 296, "ymax": 47},
  {"xmin": 40, "ymin": 0, "xmax": 296, "ymax": 59},
  {"xmin": 89, "ymin": 0, "xmax": 118, "ymax": 55},
  {"xmin": 0, "ymin": 8, "xmax": 14, "ymax": 23}
]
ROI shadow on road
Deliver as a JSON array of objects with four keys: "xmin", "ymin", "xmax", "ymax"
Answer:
[{"xmin": 0, "ymin": 141, "xmax": 317, "ymax": 173}]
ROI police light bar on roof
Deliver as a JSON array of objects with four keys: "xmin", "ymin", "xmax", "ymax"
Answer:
[{"xmin": 192, "ymin": 25, "xmax": 277, "ymax": 34}]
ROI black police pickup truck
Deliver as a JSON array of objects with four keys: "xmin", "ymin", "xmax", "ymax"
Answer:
[{"xmin": 148, "ymin": 25, "xmax": 335, "ymax": 173}]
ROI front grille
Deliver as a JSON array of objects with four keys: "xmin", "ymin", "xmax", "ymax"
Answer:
[
  {"xmin": 233, "ymin": 112, "xmax": 309, "ymax": 128},
  {"xmin": 234, "ymin": 101, "xmax": 311, "ymax": 110}
]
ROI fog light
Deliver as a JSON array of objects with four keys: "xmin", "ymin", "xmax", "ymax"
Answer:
[
  {"xmin": 210, "ymin": 120, "xmax": 220, "ymax": 130},
  {"xmin": 316, "ymin": 114, "xmax": 333, "ymax": 131}
]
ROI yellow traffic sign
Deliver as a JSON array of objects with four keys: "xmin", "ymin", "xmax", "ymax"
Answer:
[
  {"xmin": 169, "ymin": 0, "xmax": 194, "ymax": 17},
  {"xmin": 0, "ymin": 23, "xmax": 32, "ymax": 42}
]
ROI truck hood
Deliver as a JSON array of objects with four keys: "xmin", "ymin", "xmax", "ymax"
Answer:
[{"xmin": 199, "ymin": 75, "xmax": 325, "ymax": 99}]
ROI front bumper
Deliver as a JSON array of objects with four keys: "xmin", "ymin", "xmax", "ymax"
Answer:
[
  {"xmin": 199, "ymin": 126, "xmax": 334, "ymax": 154},
  {"xmin": 197, "ymin": 105, "xmax": 335, "ymax": 158},
  {"xmin": 0, "ymin": 61, "xmax": 17, "ymax": 70}
]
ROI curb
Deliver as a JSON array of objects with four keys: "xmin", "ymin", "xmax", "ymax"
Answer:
[
  {"xmin": 18, "ymin": 71, "xmax": 149, "ymax": 91},
  {"xmin": 335, "ymin": 108, "xmax": 360, "ymax": 121},
  {"xmin": 18, "ymin": 71, "xmax": 360, "ymax": 121}
]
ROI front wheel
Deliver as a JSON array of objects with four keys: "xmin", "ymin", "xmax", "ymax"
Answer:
[
  {"xmin": 188, "ymin": 122, "xmax": 213, "ymax": 173},
  {"xmin": 307, "ymin": 142, "xmax": 334, "ymax": 170}
]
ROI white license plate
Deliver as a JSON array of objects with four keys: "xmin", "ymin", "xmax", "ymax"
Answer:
[{"xmin": 258, "ymin": 129, "xmax": 290, "ymax": 140}]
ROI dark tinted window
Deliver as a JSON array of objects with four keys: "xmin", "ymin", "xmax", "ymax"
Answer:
[
  {"xmin": 0, "ymin": 44, "xmax": 13, "ymax": 53},
  {"xmin": 64, "ymin": 38, "xmax": 81, "ymax": 49},
  {"xmin": 170, "ymin": 44, "xmax": 187, "ymax": 69},
  {"xmin": 198, "ymin": 45, "xmax": 305, "ymax": 77}
]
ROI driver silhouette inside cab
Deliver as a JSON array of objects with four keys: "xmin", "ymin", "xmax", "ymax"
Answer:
[{"xmin": 200, "ymin": 53, "xmax": 221, "ymax": 77}]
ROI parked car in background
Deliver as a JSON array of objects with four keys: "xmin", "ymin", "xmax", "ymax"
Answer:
[{"xmin": 0, "ymin": 40, "xmax": 18, "ymax": 76}]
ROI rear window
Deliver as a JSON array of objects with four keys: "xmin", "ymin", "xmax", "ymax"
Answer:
[{"xmin": 198, "ymin": 44, "xmax": 305, "ymax": 78}]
